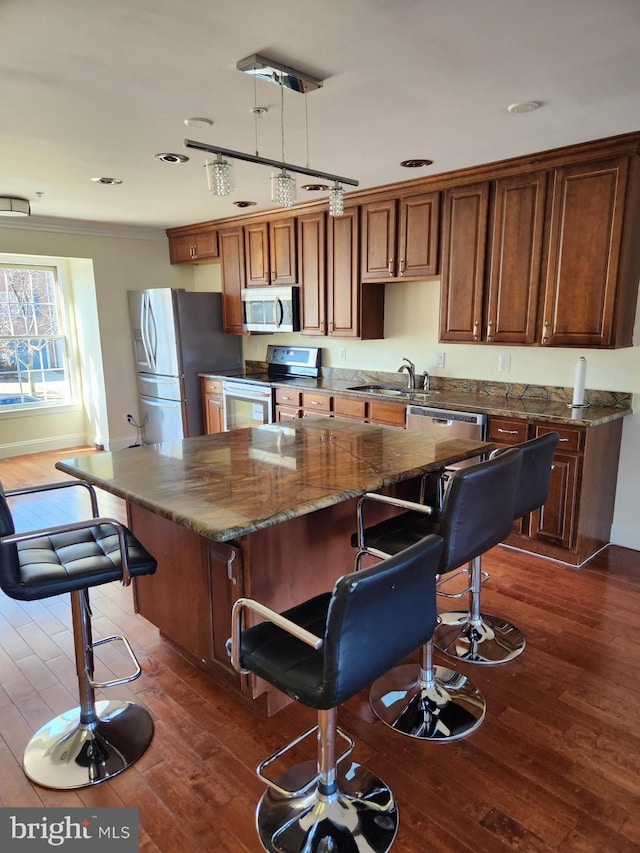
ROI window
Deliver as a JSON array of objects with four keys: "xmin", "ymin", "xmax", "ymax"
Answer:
[{"xmin": 0, "ymin": 264, "xmax": 75, "ymax": 410}]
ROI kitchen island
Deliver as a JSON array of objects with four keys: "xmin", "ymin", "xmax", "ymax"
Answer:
[{"xmin": 56, "ymin": 417, "xmax": 492, "ymax": 713}]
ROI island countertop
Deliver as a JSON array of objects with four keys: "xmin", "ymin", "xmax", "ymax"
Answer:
[{"xmin": 56, "ymin": 417, "xmax": 492, "ymax": 542}]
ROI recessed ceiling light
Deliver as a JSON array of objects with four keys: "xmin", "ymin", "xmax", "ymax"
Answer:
[
  {"xmin": 233, "ymin": 200, "xmax": 257, "ymax": 208},
  {"xmin": 400, "ymin": 159, "xmax": 433, "ymax": 168},
  {"xmin": 507, "ymin": 101, "xmax": 541, "ymax": 114},
  {"xmin": 301, "ymin": 183, "xmax": 329, "ymax": 191},
  {"xmin": 184, "ymin": 117, "xmax": 214, "ymax": 128},
  {"xmin": 91, "ymin": 177, "xmax": 123, "ymax": 185},
  {"xmin": 154, "ymin": 153, "xmax": 189, "ymax": 164}
]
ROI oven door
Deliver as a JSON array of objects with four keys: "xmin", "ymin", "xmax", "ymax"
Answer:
[{"xmin": 222, "ymin": 382, "xmax": 273, "ymax": 431}]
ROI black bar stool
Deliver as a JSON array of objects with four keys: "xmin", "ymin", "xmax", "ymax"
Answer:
[
  {"xmin": 0, "ymin": 480, "xmax": 157, "ymax": 790},
  {"xmin": 353, "ymin": 448, "xmax": 522, "ymax": 741},
  {"xmin": 434, "ymin": 432, "xmax": 559, "ymax": 664},
  {"xmin": 230, "ymin": 533, "xmax": 444, "ymax": 853}
]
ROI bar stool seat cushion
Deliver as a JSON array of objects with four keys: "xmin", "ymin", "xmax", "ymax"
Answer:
[{"xmin": 2, "ymin": 521, "xmax": 156, "ymax": 601}]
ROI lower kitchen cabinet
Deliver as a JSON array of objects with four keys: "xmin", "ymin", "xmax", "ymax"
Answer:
[
  {"xmin": 201, "ymin": 377, "xmax": 224, "ymax": 434},
  {"xmin": 130, "ymin": 503, "xmax": 242, "ymax": 676},
  {"xmin": 487, "ymin": 415, "xmax": 623, "ymax": 565}
]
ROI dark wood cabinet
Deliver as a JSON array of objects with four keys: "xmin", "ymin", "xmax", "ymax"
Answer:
[
  {"xmin": 201, "ymin": 378, "xmax": 224, "ymax": 434},
  {"xmin": 244, "ymin": 217, "xmax": 297, "ymax": 286},
  {"xmin": 439, "ymin": 182, "xmax": 489, "ymax": 342},
  {"xmin": 298, "ymin": 210, "xmax": 326, "ymax": 335},
  {"xmin": 218, "ymin": 225, "xmax": 246, "ymax": 334},
  {"xmin": 131, "ymin": 503, "xmax": 242, "ymax": 676},
  {"xmin": 541, "ymin": 155, "xmax": 640, "ymax": 348},
  {"xmin": 487, "ymin": 415, "xmax": 623, "ymax": 565},
  {"xmin": 361, "ymin": 192, "xmax": 439, "ymax": 281},
  {"xmin": 327, "ymin": 208, "xmax": 385, "ymax": 339},
  {"xmin": 440, "ymin": 173, "xmax": 546, "ymax": 344},
  {"xmin": 168, "ymin": 227, "xmax": 218, "ymax": 264}
]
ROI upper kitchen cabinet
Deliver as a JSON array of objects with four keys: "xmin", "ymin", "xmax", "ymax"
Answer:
[
  {"xmin": 218, "ymin": 225, "xmax": 246, "ymax": 334},
  {"xmin": 540, "ymin": 155, "xmax": 640, "ymax": 348},
  {"xmin": 327, "ymin": 207, "xmax": 384, "ymax": 339},
  {"xmin": 167, "ymin": 225, "xmax": 219, "ymax": 264},
  {"xmin": 361, "ymin": 192, "xmax": 440, "ymax": 281},
  {"xmin": 440, "ymin": 172, "xmax": 546, "ymax": 344},
  {"xmin": 298, "ymin": 210, "xmax": 326, "ymax": 335},
  {"xmin": 244, "ymin": 217, "xmax": 297, "ymax": 286}
]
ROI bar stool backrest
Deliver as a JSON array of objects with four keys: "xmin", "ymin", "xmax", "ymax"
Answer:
[
  {"xmin": 438, "ymin": 448, "xmax": 522, "ymax": 573},
  {"xmin": 322, "ymin": 533, "xmax": 443, "ymax": 707}
]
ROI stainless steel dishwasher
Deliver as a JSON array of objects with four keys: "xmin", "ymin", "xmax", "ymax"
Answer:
[{"xmin": 406, "ymin": 405, "xmax": 487, "ymax": 469}]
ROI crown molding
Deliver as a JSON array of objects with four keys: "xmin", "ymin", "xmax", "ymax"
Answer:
[{"xmin": 0, "ymin": 214, "xmax": 166, "ymax": 241}]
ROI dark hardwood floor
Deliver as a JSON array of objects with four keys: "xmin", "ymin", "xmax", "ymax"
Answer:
[{"xmin": 1, "ymin": 448, "xmax": 640, "ymax": 851}]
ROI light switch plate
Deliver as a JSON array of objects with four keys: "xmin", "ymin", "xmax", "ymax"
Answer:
[
  {"xmin": 434, "ymin": 352, "xmax": 445, "ymax": 369},
  {"xmin": 498, "ymin": 354, "xmax": 511, "ymax": 373}
]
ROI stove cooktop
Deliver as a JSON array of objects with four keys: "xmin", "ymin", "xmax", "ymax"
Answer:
[{"xmin": 215, "ymin": 346, "xmax": 321, "ymax": 385}]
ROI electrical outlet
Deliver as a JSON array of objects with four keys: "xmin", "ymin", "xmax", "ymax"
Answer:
[
  {"xmin": 126, "ymin": 413, "xmax": 134, "ymax": 424},
  {"xmin": 434, "ymin": 352, "xmax": 445, "ymax": 369},
  {"xmin": 338, "ymin": 347, "xmax": 347, "ymax": 361},
  {"xmin": 498, "ymin": 355, "xmax": 511, "ymax": 373}
]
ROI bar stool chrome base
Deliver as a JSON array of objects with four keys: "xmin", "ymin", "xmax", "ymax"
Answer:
[
  {"xmin": 256, "ymin": 759, "xmax": 397, "ymax": 853},
  {"xmin": 23, "ymin": 699, "xmax": 154, "ymax": 790},
  {"xmin": 369, "ymin": 661, "xmax": 485, "ymax": 741},
  {"xmin": 434, "ymin": 611, "xmax": 526, "ymax": 664}
]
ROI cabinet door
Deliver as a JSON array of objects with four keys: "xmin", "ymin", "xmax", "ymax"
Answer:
[
  {"xmin": 541, "ymin": 157, "xmax": 628, "ymax": 347},
  {"xmin": 204, "ymin": 394, "xmax": 223, "ymax": 434},
  {"xmin": 194, "ymin": 229, "xmax": 219, "ymax": 260},
  {"xmin": 270, "ymin": 217, "xmax": 297, "ymax": 284},
  {"xmin": 530, "ymin": 450, "xmax": 580, "ymax": 549},
  {"xmin": 219, "ymin": 226, "xmax": 246, "ymax": 334},
  {"xmin": 327, "ymin": 208, "xmax": 361, "ymax": 337},
  {"xmin": 439, "ymin": 182, "xmax": 490, "ymax": 342},
  {"xmin": 486, "ymin": 172, "xmax": 546, "ymax": 344},
  {"xmin": 207, "ymin": 542, "xmax": 244, "ymax": 673},
  {"xmin": 169, "ymin": 234, "xmax": 195, "ymax": 264},
  {"xmin": 361, "ymin": 199, "xmax": 397, "ymax": 280},
  {"xmin": 399, "ymin": 191, "xmax": 440, "ymax": 278},
  {"xmin": 244, "ymin": 221, "xmax": 271, "ymax": 286},
  {"xmin": 298, "ymin": 211, "xmax": 326, "ymax": 335}
]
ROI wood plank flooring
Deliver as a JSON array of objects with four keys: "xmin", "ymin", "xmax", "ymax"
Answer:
[{"xmin": 1, "ymin": 448, "xmax": 640, "ymax": 851}]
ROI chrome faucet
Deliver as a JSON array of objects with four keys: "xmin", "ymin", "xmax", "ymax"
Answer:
[{"xmin": 398, "ymin": 357, "xmax": 416, "ymax": 390}]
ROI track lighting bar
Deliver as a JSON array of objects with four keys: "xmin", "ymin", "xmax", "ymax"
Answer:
[{"xmin": 184, "ymin": 139, "xmax": 359, "ymax": 187}]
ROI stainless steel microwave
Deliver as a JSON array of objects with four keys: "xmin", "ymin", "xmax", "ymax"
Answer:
[{"xmin": 241, "ymin": 286, "xmax": 301, "ymax": 333}]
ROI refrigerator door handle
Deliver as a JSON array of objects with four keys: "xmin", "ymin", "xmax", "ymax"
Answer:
[{"xmin": 144, "ymin": 292, "xmax": 158, "ymax": 373}]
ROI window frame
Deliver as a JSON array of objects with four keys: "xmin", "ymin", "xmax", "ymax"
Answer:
[{"xmin": 0, "ymin": 262, "xmax": 80, "ymax": 415}]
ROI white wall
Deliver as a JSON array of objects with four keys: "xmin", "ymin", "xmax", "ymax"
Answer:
[
  {"xmin": 243, "ymin": 279, "xmax": 640, "ymax": 551},
  {"xmin": 0, "ymin": 223, "xmax": 192, "ymax": 452}
]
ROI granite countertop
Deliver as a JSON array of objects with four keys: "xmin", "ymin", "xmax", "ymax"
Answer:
[
  {"xmin": 55, "ymin": 418, "xmax": 491, "ymax": 542},
  {"xmin": 201, "ymin": 367, "xmax": 632, "ymax": 427}
]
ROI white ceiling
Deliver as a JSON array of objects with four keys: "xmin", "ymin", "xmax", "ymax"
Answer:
[{"xmin": 3, "ymin": 0, "xmax": 640, "ymax": 232}]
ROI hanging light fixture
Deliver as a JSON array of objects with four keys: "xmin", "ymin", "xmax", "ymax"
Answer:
[
  {"xmin": 328, "ymin": 182, "xmax": 344, "ymax": 217},
  {"xmin": 0, "ymin": 196, "xmax": 30, "ymax": 217},
  {"xmin": 206, "ymin": 153, "xmax": 235, "ymax": 196},
  {"xmin": 184, "ymin": 53, "xmax": 357, "ymax": 216}
]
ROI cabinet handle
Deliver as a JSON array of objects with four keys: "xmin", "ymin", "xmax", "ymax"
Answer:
[
  {"xmin": 497, "ymin": 428, "xmax": 519, "ymax": 435},
  {"xmin": 399, "ymin": 258, "xmax": 405, "ymax": 275},
  {"xmin": 281, "ymin": 395, "xmax": 292, "ymax": 401},
  {"xmin": 487, "ymin": 320, "xmax": 493, "ymax": 342},
  {"xmin": 311, "ymin": 400, "xmax": 320, "ymax": 405},
  {"xmin": 542, "ymin": 320, "xmax": 550, "ymax": 343},
  {"xmin": 558, "ymin": 437, "xmax": 570, "ymax": 442},
  {"xmin": 329, "ymin": 320, "xmax": 334, "ymax": 333},
  {"xmin": 389, "ymin": 258, "xmax": 394, "ymax": 276},
  {"xmin": 473, "ymin": 320, "xmax": 480, "ymax": 341}
]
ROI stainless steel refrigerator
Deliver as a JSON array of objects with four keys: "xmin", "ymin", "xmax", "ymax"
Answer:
[{"xmin": 127, "ymin": 289, "xmax": 242, "ymax": 443}]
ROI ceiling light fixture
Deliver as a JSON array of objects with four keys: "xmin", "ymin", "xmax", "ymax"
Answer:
[
  {"xmin": 91, "ymin": 176, "xmax": 123, "ymax": 185},
  {"xmin": 184, "ymin": 53, "xmax": 358, "ymax": 216},
  {"xmin": 206, "ymin": 153, "xmax": 235, "ymax": 196},
  {"xmin": 302, "ymin": 183, "xmax": 329, "ymax": 191},
  {"xmin": 507, "ymin": 101, "xmax": 541, "ymax": 114},
  {"xmin": 233, "ymin": 200, "xmax": 257, "ymax": 208},
  {"xmin": 0, "ymin": 196, "xmax": 30, "ymax": 216},
  {"xmin": 154, "ymin": 153, "xmax": 189, "ymax": 164},
  {"xmin": 184, "ymin": 117, "xmax": 214, "ymax": 128},
  {"xmin": 400, "ymin": 158, "xmax": 434, "ymax": 168}
]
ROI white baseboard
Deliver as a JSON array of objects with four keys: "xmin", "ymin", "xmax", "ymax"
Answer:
[
  {"xmin": 610, "ymin": 524, "xmax": 640, "ymax": 552},
  {"xmin": 0, "ymin": 434, "xmax": 92, "ymax": 458}
]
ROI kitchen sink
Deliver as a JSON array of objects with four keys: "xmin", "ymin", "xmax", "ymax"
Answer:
[{"xmin": 347, "ymin": 384, "xmax": 407, "ymax": 396}]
